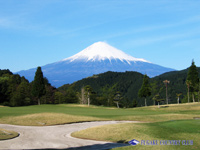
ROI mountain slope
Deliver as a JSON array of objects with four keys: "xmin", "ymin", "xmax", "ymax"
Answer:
[
  {"xmin": 17, "ymin": 42, "xmax": 175, "ymax": 87},
  {"xmin": 59, "ymin": 71, "xmax": 145, "ymax": 107}
]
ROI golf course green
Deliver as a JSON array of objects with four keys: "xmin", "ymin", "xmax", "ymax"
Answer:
[{"xmin": 0, "ymin": 103, "xmax": 199, "ymax": 149}]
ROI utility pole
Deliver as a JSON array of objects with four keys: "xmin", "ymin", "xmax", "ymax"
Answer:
[{"xmin": 163, "ymin": 80, "xmax": 170, "ymax": 105}]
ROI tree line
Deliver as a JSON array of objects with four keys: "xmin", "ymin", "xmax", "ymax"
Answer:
[
  {"xmin": 59, "ymin": 60, "xmax": 200, "ymax": 108},
  {"xmin": 0, "ymin": 61, "xmax": 199, "ymax": 107},
  {"xmin": 0, "ymin": 67, "xmax": 77, "ymax": 106},
  {"xmin": 138, "ymin": 60, "xmax": 199, "ymax": 107}
]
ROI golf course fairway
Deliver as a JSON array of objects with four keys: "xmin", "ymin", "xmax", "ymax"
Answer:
[{"xmin": 0, "ymin": 103, "xmax": 199, "ymax": 149}]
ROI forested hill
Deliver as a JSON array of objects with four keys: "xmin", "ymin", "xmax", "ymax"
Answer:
[
  {"xmin": 59, "ymin": 67, "xmax": 200, "ymax": 107},
  {"xmin": 0, "ymin": 69, "xmax": 57, "ymax": 106},
  {"xmin": 1, "ymin": 65, "xmax": 200, "ymax": 107},
  {"xmin": 59, "ymin": 71, "xmax": 144, "ymax": 107},
  {"xmin": 68, "ymin": 71, "xmax": 144, "ymax": 94}
]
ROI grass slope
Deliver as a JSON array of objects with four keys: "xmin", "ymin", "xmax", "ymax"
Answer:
[
  {"xmin": 0, "ymin": 128, "xmax": 19, "ymax": 140},
  {"xmin": 72, "ymin": 120, "xmax": 200, "ymax": 150},
  {"xmin": 0, "ymin": 113, "xmax": 106, "ymax": 126},
  {"xmin": 0, "ymin": 103, "xmax": 200, "ymax": 126},
  {"xmin": 0, "ymin": 103, "xmax": 199, "ymax": 149}
]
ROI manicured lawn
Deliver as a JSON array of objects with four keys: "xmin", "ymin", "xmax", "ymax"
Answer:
[
  {"xmin": 0, "ymin": 103, "xmax": 199, "ymax": 148},
  {"xmin": 0, "ymin": 103, "xmax": 200, "ymax": 125},
  {"xmin": 0, "ymin": 128, "xmax": 19, "ymax": 140},
  {"xmin": 72, "ymin": 119, "xmax": 200, "ymax": 150}
]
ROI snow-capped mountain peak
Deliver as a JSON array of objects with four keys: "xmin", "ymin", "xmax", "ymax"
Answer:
[
  {"xmin": 63, "ymin": 41, "xmax": 150, "ymax": 63},
  {"xmin": 17, "ymin": 41, "xmax": 175, "ymax": 87}
]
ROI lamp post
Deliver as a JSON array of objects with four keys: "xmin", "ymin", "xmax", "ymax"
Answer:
[{"xmin": 163, "ymin": 80, "xmax": 170, "ymax": 105}]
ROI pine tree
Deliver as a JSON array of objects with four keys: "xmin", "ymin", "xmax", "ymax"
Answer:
[
  {"xmin": 32, "ymin": 67, "xmax": 46, "ymax": 105},
  {"xmin": 138, "ymin": 74, "xmax": 151, "ymax": 106},
  {"xmin": 186, "ymin": 60, "xmax": 199, "ymax": 102}
]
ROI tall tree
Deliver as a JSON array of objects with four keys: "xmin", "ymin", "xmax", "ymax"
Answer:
[
  {"xmin": 186, "ymin": 60, "xmax": 199, "ymax": 102},
  {"xmin": 84, "ymin": 85, "xmax": 92, "ymax": 106},
  {"xmin": 32, "ymin": 67, "xmax": 46, "ymax": 105},
  {"xmin": 80, "ymin": 87, "xmax": 87, "ymax": 104},
  {"xmin": 138, "ymin": 74, "xmax": 151, "ymax": 106},
  {"xmin": 113, "ymin": 92, "xmax": 122, "ymax": 108},
  {"xmin": 186, "ymin": 80, "xmax": 191, "ymax": 103},
  {"xmin": 163, "ymin": 80, "xmax": 170, "ymax": 105},
  {"xmin": 176, "ymin": 93, "xmax": 182, "ymax": 104}
]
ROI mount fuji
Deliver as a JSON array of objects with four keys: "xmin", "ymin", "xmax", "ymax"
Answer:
[{"xmin": 17, "ymin": 42, "xmax": 175, "ymax": 87}]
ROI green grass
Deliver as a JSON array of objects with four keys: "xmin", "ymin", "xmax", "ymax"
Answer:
[
  {"xmin": 72, "ymin": 119, "xmax": 200, "ymax": 150},
  {"xmin": 0, "ymin": 113, "xmax": 107, "ymax": 126},
  {"xmin": 0, "ymin": 102, "xmax": 200, "ymax": 148},
  {"xmin": 0, "ymin": 128, "xmax": 19, "ymax": 140},
  {"xmin": 0, "ymin": 103, "xmax": 200, "ymax": 125}
]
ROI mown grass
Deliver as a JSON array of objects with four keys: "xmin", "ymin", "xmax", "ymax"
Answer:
[
  {"xmin": 0, "ymin": 102, "xmax": 199, "ymax": 148},
  {"xmin": 0, "ymin": 103, "xmax": 199, "ymax": 125},
  {"xmin": 0, "ymin": 113, "xmax": 107, "ymax": 126},
  {"xmin": 0, "ymin": 128, "xmax": 19, "ymax": 140},
  {"xmin": 72, "ymin": 119, "xmax": 200, "ymax": 150}
]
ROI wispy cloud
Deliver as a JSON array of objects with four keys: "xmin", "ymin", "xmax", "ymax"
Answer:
[
  {"xmin": 0, "ymin": 17, "xmax": 12, "ymax": 28},
  {"xmin": 99, "ymin": 14, "xmax": 200, "ymax": 41},
  {"xmin": 123, "ymin": 26, "xmax": 200, "ymax": 48}
]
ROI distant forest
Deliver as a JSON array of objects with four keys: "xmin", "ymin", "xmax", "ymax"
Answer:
[
  {"xmin": 0, "ymin": 69, "xmax": 77, "ymax": 106},
  {"xmin": 0, "ymin": 61, "xmax": 200, "ymax": 107}
]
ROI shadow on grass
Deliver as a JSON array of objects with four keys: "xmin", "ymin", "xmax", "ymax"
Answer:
[
  {"xmin": 116, "ymin": 140, "xmax": 127, "ymax": 143},
  {"xmin": 30, "ymin": 143, "xmax": 129, "ymax": 150},
  {"xmin": 160, "ymin": 106, "xmax": 169, "ymax": 108}
]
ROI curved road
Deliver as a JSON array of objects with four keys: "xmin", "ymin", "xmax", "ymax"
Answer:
[{"xmin": 0, "ymin": 121, "xmax": 137, "ymax": 150}]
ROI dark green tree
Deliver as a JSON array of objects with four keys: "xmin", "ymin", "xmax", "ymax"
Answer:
[
  {"xmin": 54, "ymin": 91, "xmax": 65, "ymax": 104},
  {"xmin": 138, "ymin": 74, "xmax": 151, "ymax": 106},
  {"xmin": 41, "ymin": 78, "xmax": 56, "ymax": 104},
  {"xmin": 132, "ymin": 99, "xmax": 138, "ymax": 107},
  {"xmin": 65, "ymin": 88, "xmax": 78, "ymax": 103},
  {"xmin": 186, "ymin": 60, "xmax": 199, "ymax": 102},
  {"xmin": 14, "ymin": 77, "xmax": 31, "ymax": 106},
  {"xmin": 31, "ymin": 67, "xmax": 46, "ymax": 105},
  {"xmin": 152, "ymin": 94, "xmax": 164, "ymax": 108}
]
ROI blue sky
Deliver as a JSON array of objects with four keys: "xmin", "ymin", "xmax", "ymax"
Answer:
[{"xmin": 0, "ymin": 0, "xmax": 200, "ymax": 72}]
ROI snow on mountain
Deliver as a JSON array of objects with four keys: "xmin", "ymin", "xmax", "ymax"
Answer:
[
  {"xmin": 17, "ymin": 42, "xmax": 175, "ymax": 87},
  {"xmin": 63, "ymin": 41, "xmax": 150, "ymax": 64}
]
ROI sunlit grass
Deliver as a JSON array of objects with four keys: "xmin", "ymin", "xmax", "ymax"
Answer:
[
  {"xmin": 115, "ymin": 113, "xmax": 200, "ymax": 122},
  {"xmin": 0, "ymin": 103, "xmax": 200, "ymax": 126},
  {"xmin": 0, "ymin": 128, "xmax": 19, "ymax": 140},
  {"xmin": 0, "ymin": 102, "xmax": 200, "ymax": 149},
  {"xmin": 72, "ymin": 120, "xmax": 200, "ymax": 150},
  {"xmin": 0, "ymin": 113, "xmax": 107, "ymax": 126}
]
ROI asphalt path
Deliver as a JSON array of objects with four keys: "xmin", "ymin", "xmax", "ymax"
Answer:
[{"xmin": 0, "ymin": 121, "xmax": 138, "ymax": 150}]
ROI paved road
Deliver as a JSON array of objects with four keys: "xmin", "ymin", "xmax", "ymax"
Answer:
[{"xmin": 0, "ymin": 121, "xmax": 137, "ymax": 150}]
